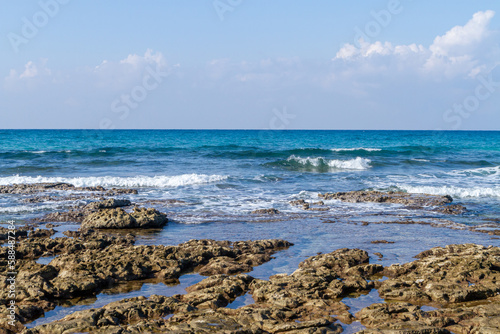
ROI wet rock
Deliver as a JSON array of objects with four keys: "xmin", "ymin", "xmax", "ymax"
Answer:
[
  {"xmin": 22, "ymin": 195, "xmax": 103, "ymax": 204},
  {"xmin": 371, "ymin": 240, "xmax": 394, "ymax": 244},
  {"xmin": 249, "ymin": 248, "xmax": 383, "ymax": 324},
  {"xmin": 290, "ymin": 199, "xmax": 307, "ymax": 206},
  {"xmin": 81, "ymin": 207, "xmax": 168, "ymax": 229},
  {"xmin": 432, "ymin": 204, "xmax": 468, "ymax": 215},
  {"xmin": 144, "ymin": 199, "xmax": 189, "ymax": 206},
  {"xmin": 29, "ymin": 229, "xmax": 55, "ymax": 239},
  {"xmin": 24, "ymin": 252, "xmax": 353, "ymax": 334},
  {"xmin": 0, "ymin": 226, "xmax": 30, "ymax": 242},
  {"xmin": 44, "ymin": 223, "xmax": 59, "ymax": 228},
  {"xmin": 290, "ymin": 199, "xmax": 328, "ymax": 211},
  {"xmin": 0, "ymin": 229, "xmax": 135, "ymax": 260},
  {"xmin": 0, "ymin": 183, "xmax": 76, "ymax": 194},
  {"xmin": 356, "ymin": 296, "xmax": 500, "ymax": 333},
  {"xmin": 379, "ymin": 244, "xmax": 500, "ymax": 304},
  {"xmin": 104, "ymin": 187, "xmax": 138, "ymax": 195},
  {"xmin": 251, "ymin": 208, "xmax": 281, "ymax": 215},
  {"xmin": 3, "ymin": 238, "xmax": 291, "ymax": 327},
  {"xmin": 34, "ymin": 210, "xmax": 87, "ymax": 223},
  {"xmin": 318, "ymin": 191, "xmax": 455, "ymax": 209},
  {"xmin": 83, "ymin": 198, "xmax": 131, "ymax": 211},
  {"xmin": 35, "ymin": 199, "xmax": 133, "ymax": 224},
  {"xmin": 0, "ymin": 183, "xmax": 109, "ymax": 195},
  {"xmin": 355, "ymin": 302, "xmax": 451, "ymax": 333}
]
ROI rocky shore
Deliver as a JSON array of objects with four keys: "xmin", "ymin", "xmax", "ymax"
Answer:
[{"xmin": 0, "ymin": 183, "xmax": 498, "ymax": 333}]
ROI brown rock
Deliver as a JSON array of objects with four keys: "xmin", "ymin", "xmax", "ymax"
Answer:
[
  {"xmin": 81, "ymin": 207, "xmax": 167, "ymax": 229},
  {"xmin": 379, "ymin": 244, "xmax": 500, "ymax": 304},
  {"xmin": 251, "ymin": 208, "xmax": 281, "ymax": 215}
]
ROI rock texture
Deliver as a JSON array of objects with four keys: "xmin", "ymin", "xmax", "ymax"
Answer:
[
  {"xmin": 81, "ymin": 207, "xmax": 167, "ymax": 229},
  {"xmin": 6, "ymin": 243, "xmax": 500, "ymax": 333},
  {"xmin": 0, "ymin": 235, "xmax": 291, "ymax": 331},
  {"xmin": 379, "ymin": 244, "xmax": 500, "ymax": 305},
  {"xmin": 356, "ymin": 297, "xmax": 500, "ymax": 334},
  {"xmin": 23, "ymin": 248, "xmax": 383, "ymax": 334},
  {"xmin": 318, "ymin": 190, "xmax": 466, "ymax": 214},
  {"xmin": 0, "ymin": 182, "xmax": 138, "ymax": 195},
  {"xmin": 35, "ymin": 199, "xmax": 133, "ymax": 224},
  {"xmin": 251, "ymin": 208, "xmax": 281, "ymax": 215}
]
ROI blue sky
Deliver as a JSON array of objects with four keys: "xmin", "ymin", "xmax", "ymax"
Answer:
[{"xmin": 1, "ymin": 1, "xmax": 499, "ymax": 129}]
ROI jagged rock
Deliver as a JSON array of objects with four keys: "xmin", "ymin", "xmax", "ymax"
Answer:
[
  {"xmin": 104, "ymin": 187, "xmax": 138, "ymax": 195},
  {"xmin": 356, "ymin": 296, "xmax": 500, "ymax": 333},
  {"xmin": 432, "ymin": 204, "xmax": 467, "ymax": 215},
  {"xmin": 34, "ymin": 210, "xmax": 87, "ymax": 223},
  {"xmin": 81, "ymin": 207, "xmax": 167, "ymax": 229},
  {"xmin": 83, "ymin": 198, "xmax": 131, "ymax": 211},
  {"xmin": 29, "ymin": 229, "xmax": 55, "ymax": 239},
  {"xmin": 0, "ymin": 238, "xmax": 291, "ymax": 328},
  {"xmin": 371, "ymin": 240, "xmax": 394, "ymax": 244},
  {"xmin": 379, "ymin": 244, "xmax": 500, "ymax": 304},
  {"xmin": 318, "ymin": 190, "xmax": 453, "ymax": 206},
  {"xmin": 0, "ymin": 226, "xmax": 30, "ymax": 242},
  {"xmin": 0, "ymin": 183, "xmax": 107, "ymax": 195},
  {"xmin": 251, "ymin": 208, "xmax": 281, "ymax": 215}
]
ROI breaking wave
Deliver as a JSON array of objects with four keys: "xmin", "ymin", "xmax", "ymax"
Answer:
[{"xmin": 0, "ymin": 174, "xmax": 229, "ymax": 188}]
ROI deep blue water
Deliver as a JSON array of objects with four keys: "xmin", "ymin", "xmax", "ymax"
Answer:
[{"xmin": 1, "ymin": 130, "xmax": 499, "ymax": 222}]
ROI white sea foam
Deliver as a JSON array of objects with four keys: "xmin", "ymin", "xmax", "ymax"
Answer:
[
  {"xmin": 287, "ymin": 155, "xmax": 371, "ymax": 170},
  {"xmin": 0, "ymin": 204, "xmax": 62, "ymax": 213},
  {"xmin": 449, "ymin": 165, "xmax": 500, "ymax": 177},
  {"xmin": 397, "ymin": 184, "xmax": 500, "ymax": 198},
  {"xmin": 25, "ymin": 150, "xmax": 47, "ymax": 154},
  {"xmin": 330, "ymin": 147, "xmax": 381, "ymax": 152},
  {"xmin": 0, "ymin": 174, "xmax": 229, "ymax": 188}
]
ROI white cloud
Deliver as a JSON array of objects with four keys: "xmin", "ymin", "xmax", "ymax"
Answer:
[
  {"xmin": 334, "ymin": 10, "xmax": 498, "ymax": 79},
  {"xmin": 6, "ymin": 59, "xmax": 52, "ymax": 81},
  {"xmin": 429, "ymin": 10, "xmax": 494, "ymax": 57},
  {"xmin": 119, "ymin": 49, "xmax": 167, "ymax": 69},
  {"xmin": 91, "ymin": 49, "xmax": 170, "ymax": 91}
]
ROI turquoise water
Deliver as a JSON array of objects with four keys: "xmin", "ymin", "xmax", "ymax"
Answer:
[
  {"xmin": 1, "ymin": 130, "xmax": 499, "ymax": 223},
  {"xmin": 2, "ymin": 130, "xmax": 499, "ymax": 330}
]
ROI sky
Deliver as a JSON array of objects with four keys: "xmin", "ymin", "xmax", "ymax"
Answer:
[{"xmin": 1, "ymin": 0, "xmax": 499, "ymax": 130}]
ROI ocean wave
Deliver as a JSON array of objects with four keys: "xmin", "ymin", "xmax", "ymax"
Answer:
[
  {"xmin": 286, "ymin": 155, "xmax": 371, "ymax": 170},
  {"xmin": 330, "ymin": 147, "xmax": 381, "ymax": 152},
  {"xmin": 450, "ymin": 165, "xmax": 500, "ymax": 177},
  {"xmin": 0, "ymin": 174, "xmax": 229, "ymax": 188},
  {"xmin": 397, "ymin": 184, "xmax": 500, "ymax": 198}
]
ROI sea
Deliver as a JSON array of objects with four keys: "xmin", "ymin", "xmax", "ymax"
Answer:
[{"xmin": 1, "ymin": 130, "xmax": 499, "ymax": 331}]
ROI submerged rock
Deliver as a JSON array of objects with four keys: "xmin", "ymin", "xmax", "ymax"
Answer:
[
  {"xmin": 83, "ymin": 198, "xmax": 131, "ymax": 211},
  {"xmin": 0, "ymin": 182, "xmax": 107, "ymax": 194},
  {"xmin": 318, "ymin": 190, "xmax": 453, "ymax": 206}
]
